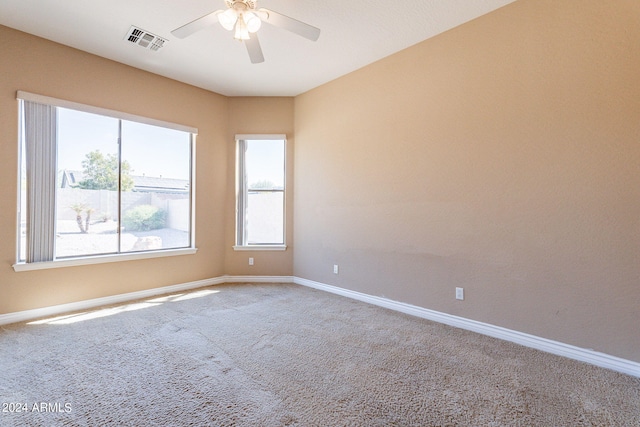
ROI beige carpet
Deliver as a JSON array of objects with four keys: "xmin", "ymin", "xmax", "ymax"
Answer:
[{"xmin": 0, "ymin": 283, "xmax": 638, "ymax": 426}]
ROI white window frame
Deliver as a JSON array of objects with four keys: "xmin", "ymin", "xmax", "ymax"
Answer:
[
  {"xmin": 13, "ymin": 91, "xmax": 198, "ymax": 272},
  {"xmin": 233, "ymin": 134, "xmax": 287, "ymax": 251}
]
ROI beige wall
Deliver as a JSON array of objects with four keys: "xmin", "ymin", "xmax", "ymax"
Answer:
[
  {"xmin": 0, "ymin": 25, "xmax": 295, "ymax": 315},
  {"xmin": 0, "ymin": 26, "xmax": 229, "ymax": 313},
  {"xmin": 224, "ymin": 97, "xmax": 294, "ymax": 276},
  {"xmin": 293, "ymin": 0, "xmax": 640, "ymax": 362}
]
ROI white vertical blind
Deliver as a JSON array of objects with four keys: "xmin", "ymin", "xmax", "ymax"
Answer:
[
  {"xmin": 23, "ymin": 101, "xmax": 57, "ymax": 262},
  {"xmin": 236, "ymin": 139, "xmax": 247, "ymax": 245}
]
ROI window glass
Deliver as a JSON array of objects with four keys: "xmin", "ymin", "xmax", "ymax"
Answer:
[
  {"xmin": 246, "ymin": 139, "xmax": 285, "ymax": 190},
  {"xmin": 120, "ymin": 120, "xmax": 192, "ymax": 252},
  {"xmin": 246, "ymin": 191, "xmax": 284, "ymax": 244},
  {"xmin": 56, "ymin": 108, "xmax": 119, "ymax": 258},
  {"xmin": 237, "ymin": 138, "xmax": 285, "ymax": 246}
]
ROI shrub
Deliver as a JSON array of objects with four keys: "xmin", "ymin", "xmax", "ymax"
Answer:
[{"xmin": 122, "ymin": 205, "xmax": 166, "ymax": 231}]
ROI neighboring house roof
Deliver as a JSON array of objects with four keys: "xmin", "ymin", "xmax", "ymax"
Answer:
[
  {"xmin": 61, "ymin": 170, "xmax": 83, "ymax": 188},
  {"xmin": 60, "ymin": 170, "xmax": 189, "ymax": 194}
]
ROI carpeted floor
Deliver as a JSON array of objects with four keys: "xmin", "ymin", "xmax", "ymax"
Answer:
[{"xmin": 0, "ymin": 282, "xmax": 638, "ymax": 426}]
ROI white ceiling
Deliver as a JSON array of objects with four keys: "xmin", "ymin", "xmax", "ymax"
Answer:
[{"xmin": 0, "ymin": 0, "xmax": 517, "ymax": 97}]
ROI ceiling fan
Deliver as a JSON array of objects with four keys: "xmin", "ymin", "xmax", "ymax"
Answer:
[{"xmin": 171, "ymin": 0, "xmax": 321, "ymax": 64}]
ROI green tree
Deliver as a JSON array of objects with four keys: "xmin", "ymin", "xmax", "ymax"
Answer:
[
  {"xmin": 250, "ymin": 179, "xmax": 277, "ymax": 189},
  {"xmin": 78, "ymin": 150, "xmax": 134, "ymax": 191},
  {"xmin": 122, "ymin": 205, "xmax": 166, "ymax": 231}
]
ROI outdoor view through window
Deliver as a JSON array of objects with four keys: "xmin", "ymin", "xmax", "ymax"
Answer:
[
  {"xmin": 18, "ymin": 102, "xmax": 194, "ymax": 263},
  {"xmin": 238, "ymin": 138, "xmax": 285, "ymax": 246}
]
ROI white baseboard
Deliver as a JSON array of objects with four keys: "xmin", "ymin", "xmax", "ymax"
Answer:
[
  {"xmin": 0, "ymin": 277, "xmax": 226, "ymax": 326},
  {"xmin": 0, "ymin": 275, "xmax": 294, "ymax": 326},
  {"xmin": 222, "ymin": 275, "xmax": 294, "ymax": 283},
  {"xmin": 2, "ymin": 274, "xmax": 637, "ymax": 378},
  {"xmin": 294, "ymin": 277, "xmax": 640, "ymax": 378}
]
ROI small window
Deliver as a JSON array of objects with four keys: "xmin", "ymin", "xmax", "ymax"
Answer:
[
  {"xmin": 235, "ymin": 135, "xmax": 286, "ymax": 249},
  {"xmin": 16, "ymin": 91, "xmax": 196, "ymax": 269}
]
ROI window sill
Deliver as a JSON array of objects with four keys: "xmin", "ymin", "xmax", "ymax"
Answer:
[
  {"xmin": 12, "ymin": 248, "xmax": 198, "ymax": 272},
  {"xmin": 233, "ymin": 245, "xmax": 287, "ymax": 251}
]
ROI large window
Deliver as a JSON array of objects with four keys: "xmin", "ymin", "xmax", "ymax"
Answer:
[
  {"xmin": 16, "ymin": 92, "xmax": 196, "ymax": 269},
  {"xmin": 235, "ymin": 135, "xmax": 286, "ymax": 249}
]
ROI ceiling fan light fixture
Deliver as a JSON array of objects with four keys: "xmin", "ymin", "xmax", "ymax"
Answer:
[
  {"xmin": 234, "ymin": 16, "xmax": 251, "ymax": 40},
  {"xmin": 171, "ymin": 0, "xmax": 320, "ymax": 63},
  {"xmin": 244, "ymin": 12, "xmax": 262, "ymax": 33},
  {"xmin": 219, "ymin": 8, "xmax": 238, "ymax": 31}
]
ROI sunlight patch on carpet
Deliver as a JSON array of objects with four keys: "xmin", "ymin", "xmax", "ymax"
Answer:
[{"xmin": 28, "ymin": 289, "xmax": 221, "ymax": 325}]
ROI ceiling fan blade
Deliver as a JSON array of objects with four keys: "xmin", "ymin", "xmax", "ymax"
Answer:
[
  {"xmin": 171, "ymin": 10, "xmax": 221, "ymax": 39},
  {"xmin": 245, "ymin": 34, "xmax": 265, "ymax": 64},
  {"xmin": 261, "ymin": 9, "xmax": 320, "ymax": 41}
]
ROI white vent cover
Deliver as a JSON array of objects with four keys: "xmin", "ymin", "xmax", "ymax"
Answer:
[{"xmin": 125, "ymin": 26, "xmax": 166, "ymax": 51}]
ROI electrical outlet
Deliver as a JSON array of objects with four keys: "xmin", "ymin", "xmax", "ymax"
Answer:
[
  {"xmin": 333, "ymin": 264, "xmax": 339, "ymax": 274},
  {"xmin": 455, "ymin": 287, "xmax": 464, "ymax": 300},
  {"xmin": 249, "ymin": 257, "xmax": 254, "ymax": 266}
]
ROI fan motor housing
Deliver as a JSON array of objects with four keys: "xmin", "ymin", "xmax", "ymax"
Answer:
[{"xmin": 225, "ymin": 0, "xmax": 257, "ymax": 10}]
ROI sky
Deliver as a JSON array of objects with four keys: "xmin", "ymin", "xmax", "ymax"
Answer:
[
  {"xmin": 56, "ymin": 108, "xmax": 285, "ymax": 185},
  {"xmin": 245, "ymin": 139, "xmax": 285, "ymax": 188},
  {"xmin": 57, "ymin": 108, "xmax": 191, "ymax": 180}
]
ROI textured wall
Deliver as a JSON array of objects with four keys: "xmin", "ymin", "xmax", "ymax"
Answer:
[
  {"xmin": 0, "ymin": 25, "xmax": 229, "ymax": 313},
  {"xmin": 293, "ymin": 0, "xmax": 640, "ymax": 362}
]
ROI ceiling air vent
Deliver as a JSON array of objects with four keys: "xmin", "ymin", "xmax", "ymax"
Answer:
[{"xmin": 125, "ymin": 26, "xmax": 166, "ymax": 51}]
